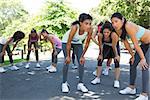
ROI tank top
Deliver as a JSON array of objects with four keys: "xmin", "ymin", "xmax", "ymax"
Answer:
[
  {"xmin": 29, "ymin": 34, "xmax": 38, "ymax": 42},
  {"xmin": 62, "ymin": 24, "xmax": 88, "ymax": 44},
  {"xmin": 49, "ymin": 34, "xmax": 62, "ymax": 49},
  {"xmin": 135, "ymin": 26, "xmax": 145, "ymax": 40},
  {"xmin": 0, "ymin": 37, "xmax": 14, "ymax": 45},
  {"xmin": 102, "ymin": 33, "xmax": 119, "ymax": 47}
]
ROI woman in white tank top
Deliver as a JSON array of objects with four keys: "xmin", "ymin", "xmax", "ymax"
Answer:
[
  {"xmin": 61, "ymin": 13, "xmax": 93, "ymax": 93},
  {"xmin": 0, "ymin": 31, "xmax": 25, "ymax": 72}
]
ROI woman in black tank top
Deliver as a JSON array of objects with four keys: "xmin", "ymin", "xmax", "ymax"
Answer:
[{"xmin": 91, "ymin": 22, "xmax": 121, "ymax": 88}]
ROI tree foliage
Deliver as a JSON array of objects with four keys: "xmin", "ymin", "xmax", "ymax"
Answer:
[
  {"xmin": 91, "ymin": 0, "xmax": 150, "ymax": 28},
  {"xmin": 2, "ymin": 0, "xmax": 77, "ymax": 39},
  {"xmin": 0, "ymin": 0, "xmax": 28, "ymax": 36},
  {"xmin": 35, "ymin": 0, "xmax": 77, "ymax": 38}
]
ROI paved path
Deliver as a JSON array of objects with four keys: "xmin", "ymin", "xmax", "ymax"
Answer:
[{"xmin": 0, "ymin": 44, "xmax": 148, "ymax": 100}]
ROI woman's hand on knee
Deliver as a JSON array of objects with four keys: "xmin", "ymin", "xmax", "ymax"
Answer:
[
  {"xmin": 97, "ymin": 55, "xmax": 103, "ymax": 61},
  {"xmin": 80, "ymin": 57, "xmax": 85, "ymax": 65},
  {"xmin": 0, "ymin": 52, "xmax": 5, "ymax": 57},
  {"xmin": 114, "ymin": 55, "xmax": 120, "ymax": 62},
  {"xmin": 129, "ymin": 56, "xmax": 135, "ymax": 65},
  {"xmin": 65, "ymin": 56, "xmax": 71, "ymax": 64},
  {"xmin": 139, "ymin": 58, "xmax": 149, "ymax": 70}
]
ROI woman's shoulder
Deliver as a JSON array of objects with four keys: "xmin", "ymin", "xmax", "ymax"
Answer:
[
  {"xmin": 125, "ymin": 21, "xmax": 137, "ymax": 30},
  {"xmin": 111, "ymin": 32, "xmax": 119, "ymax": 39},
  {"xmin": 71, "ymin": 24, "xmax": 78, "ymax": 30}
]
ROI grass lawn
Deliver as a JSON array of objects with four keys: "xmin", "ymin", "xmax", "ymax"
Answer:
[{"xmin": 0, "ymin": 55, "xmax": 25, "ymax": 66}]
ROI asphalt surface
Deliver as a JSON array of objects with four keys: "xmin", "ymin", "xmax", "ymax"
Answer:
[{"xmin": 0, "ymin": 45, "xmax": 149, "ymax": 100}]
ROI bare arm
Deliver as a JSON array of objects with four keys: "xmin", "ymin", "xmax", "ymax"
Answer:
[
  {"xmin": 66, "ymin": 25, "xmax": 78, "ymax": 57},
  {"xmin": 81, "ymin": 28, "xmax": 93, "ymax": 58},
  {"xmin": 98, "ymin": 33, "xmax": 103, "ymax": 56},
  {"xmin": 122, "ymin": 39, "xmax": 134, "ymax": 57},
  {"xmin": 91, "ymin": 28, "xmax": 98, "ymax": 45},
  {"xmin": 111, "ymin": 32, "xmax": 119, "ymax": 57},
  {"xmin": 12, "ymin": 40, "xmax": 19, "ymax": 52}
]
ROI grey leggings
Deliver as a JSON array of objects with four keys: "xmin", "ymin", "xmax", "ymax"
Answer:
[
  {"xmin": 0, "ymin": 44, "xmax": 13, "ymax": 64},
  {"xmin": 52, "ymin": 48, "xmax": 61, "ymax": 64},
  {"xmin": 62, "ymin": 43, "xmax": 84, "ymax": 83},
  {"xmin": 130, "ymin": 43, "xmax": 150, "ymax": 94}
]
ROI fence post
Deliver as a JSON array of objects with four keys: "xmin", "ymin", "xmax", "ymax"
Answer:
[
  {"xmin": 21, "ymin": 50, "xmax": 23, "ymax": 59},
  {"xmin": 24, "ymin": 44, "xmax": 26, "ymax": 54}
]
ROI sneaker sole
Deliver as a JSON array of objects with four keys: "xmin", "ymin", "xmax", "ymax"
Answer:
[
  {"xmin": 77, "ymin": 87, "xmax": 88, "ymax": 93},
  {"xmin": 48, "ymin": 71, "xmax": 57, "ymax": 73},
  {"xmin": 119, "ymin": 92, "xmax": 136, "ymax": 95},
  {"xmin": 62, "ymin": 90, "xmax": 69, "ymax": 93},
  {"xmin": 91, "ymin": 82, "xmax": 100, "ymax": 85},
  {"xmin": 114, "ymin": 86, "xmax": 120, "ymax": 88}
]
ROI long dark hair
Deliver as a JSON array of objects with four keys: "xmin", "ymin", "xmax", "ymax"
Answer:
[
  {"xmin": 12, "ymin": 31, "xmax": 25, "ymax": 42},
  {"xmin": 41, "ymin": 29, "xmax": 49, "ymax": 34},
  {"xmin": 111, "ymin": 12, "xmax": 127, "ymax": 40},
  {"xmin": 98, "ymin": 22, "xmax": 103, "ymax": 27},
  {"xmin": 40, "ymin": 29, "xmax": 51, "ymax": 42},
  {"xmin": 71, "ymin": 13, "xmax": 93, "ymax": 25}
]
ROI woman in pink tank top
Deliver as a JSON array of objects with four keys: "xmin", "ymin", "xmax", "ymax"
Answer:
[{"xmin": 40, "ymin": 29, "xmax": 62, "ymax": 73}]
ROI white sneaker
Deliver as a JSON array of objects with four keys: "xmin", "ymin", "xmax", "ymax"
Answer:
[
  {"xmin": 91, "ymin": 78, "xmax": 100, "ymax": 85},
  {"xmin": 0, "ymin": 67, "xmax": 6, "ymax": 73},
  {"xmin": 77, "ymin": 83, "xmax": 88, "ymax": 93},
  {"xmin": 108, "ymin": 66, "xmax": 112, "ymax": 70},
  {"xmin": 72, "ymin": 64, "xmax": 78, "ymax": 69},
  {"xmin": 119, "ymin": 87, "xmax": 136, "ymax": 95},
  {"xmin": 25, "ymin": 63, "xmax": 30, "ymax": 69},
  {"xmin": 92, "ymin": 70, "xmax": 97, "ymax": 76},
  {"xmin": 62, "ymin": 82, "xmax": 69, "ymax": 93},
  {"xmin": 135, "ymin": 94, "xmax": 148, "ymax": 100},
  {"xmin": 46, "ymin": 66, "xmax": 51, "ymax": 70},
  {"xmin": 10, "ymin": 65, "xmax": 19, "ymax": 71},
  {"xmin": 36, "ymin": 63, "xmax": 40, "ymax": 68},
  {"xmin": 102, "ymin": 68, "xmax": 109, "ymax": 76},
  {"xmin": 114, "ymin": 80, "xmax": 120, "ymax": 88},
  {"xmin": 48, "ymin": 66, "xmax": 57, "ymax": 73}
]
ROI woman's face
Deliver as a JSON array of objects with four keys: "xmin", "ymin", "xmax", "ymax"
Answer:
[
  {"xmin": 31, "ymin": 32, "xmax": 37, "ymax": 37},
  {"xmin": 103, "ymin": 28, "xmax": 111, "ymax": 38},
  {"xmin": 111, "ymin": 17, "xmax": 123, "ymax": 31},
  {"xmin": 80, "ymin": 19, "xmax": 92, "ymax": 32},
  {"xmin": 41, "ymin": 32, "xmax": 48, "ymax": 37}
]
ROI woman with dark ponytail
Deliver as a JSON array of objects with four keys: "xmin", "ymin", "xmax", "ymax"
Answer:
[
  {"xmin": 61, "ymin": 13, "xmax": 93, "ymax": 93},
  {"xmin": 40, "ymin": 29, "xmax": 62, "ymax": 73},
  {"xmin": 92, "ymin": 21, "xmax": 113, "ymax": 76},
  {"xmin": 0, "ymin": 31, "xmax": 25, "ymax": 72},
  {"xmin": 111, "ymin": 12, "xmax": 150, "ymax": 100},
  {"xmin": 91, "ymin": 21, "xmax": 120, "ymax": 88},
  {"xmin": 25, "ymin": 28, "xmax": 40, "ymax": 68}
]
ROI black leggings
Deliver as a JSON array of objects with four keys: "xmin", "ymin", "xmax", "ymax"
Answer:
[
  {"xmin": 98, "ymin": 59, "xmax": 119, "ymax": 68},
  {"xmin": 26, "ymin": 42, "xmax": 39, "ymax": 61},
  {"xmin": 52, "ymin": 48, "xmax": 61, "ymax": 64},
  {"xmin": 97, "ymin": 44, "xmax": 120, "ymax": 68},
  {"xmin": 0, "ymin": 44, "xmax": 13, "ymax": 64}
]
